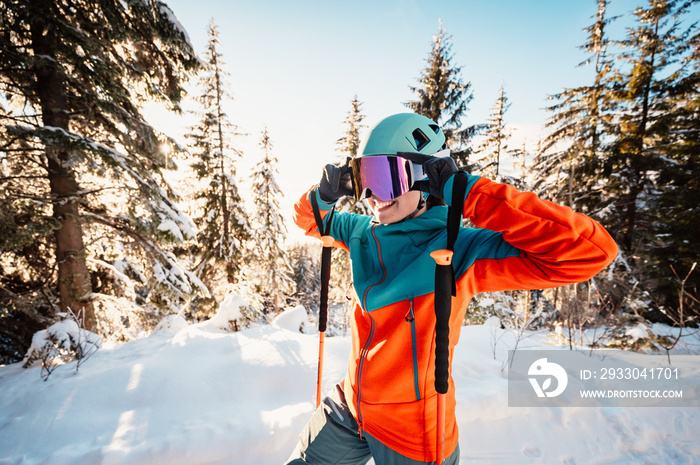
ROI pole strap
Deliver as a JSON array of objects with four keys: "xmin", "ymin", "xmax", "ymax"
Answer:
[{"xmin": 446, "ymin": 172, "xmax": 468, "ymax": 295}]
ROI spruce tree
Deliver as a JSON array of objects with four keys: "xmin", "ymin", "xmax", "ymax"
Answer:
[
  {"xmin": 639, "ymin": 1, "xmax": 700, "ymax": 312},
  {"xmin": 0, "ymin": 0, "xmax": 202, "ymax": 330},
  {"xmin": 335, "ymin": 95, "xmax": 368, "ymax": 215},
  {"xmin": 287, "ymin": 242, "xmax": 320, "ymax": 313},
  {"xmin": 249, "ymin": 127, "xmax": 293, "ymax": 314},
  {"xmin": 529, "ymin": 0, "xmax": 621, "ymax": 324},
  {"xmin": 332, "ymin": 96, "xmax": 367, "ymax": 310},
  {"xmin": 533, "ymin": 0, "xmax": 617, "ymax": 213},
  {"xmin": 475, "ymin": 85, "xmax": 511, "ymax": 178},
  {"xmin": 187, "ymin": 20, "xmax": 250, "ymax": 315},
  {"xmin": 599, "ymin": 0, "xmax": 700, "ymax": 318},
  {"xmin": 405, "ymin": 20, "xmax": 479, "ymax": 168},
  {"xmin": 609, "ymin": 0, "xmax": 695, "ymax": 258}
]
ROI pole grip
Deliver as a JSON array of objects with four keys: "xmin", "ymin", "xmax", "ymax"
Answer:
[
  {"xmin": 432, "ymin": 250, "xmax": 453, "ymax": 464},
  {"xmin": 318, "ymin": 244, "xmax": 332, "ymax": 333},
  {"xmin": 433, "ymin": 261, "xmax": 452, "ymax": 394}
]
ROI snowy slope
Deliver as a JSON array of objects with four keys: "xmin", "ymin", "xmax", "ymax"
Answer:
[{"xmin": 1, "ymin": 306, "xmax": 698, "ymax": 465}]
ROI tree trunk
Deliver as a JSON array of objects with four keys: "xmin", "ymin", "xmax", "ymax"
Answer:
[{"xmin": 31, "ymin": 7, "xmax": 95, "ymax": 329}]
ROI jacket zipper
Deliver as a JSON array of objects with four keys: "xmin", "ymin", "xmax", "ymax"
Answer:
[
  {"xmin": 405, "ymin": 297, "xmax": 421, "ymax": 401},
  {"xmin": 356, "ymin": 225, "xmax": 385, "ymax": 437}
]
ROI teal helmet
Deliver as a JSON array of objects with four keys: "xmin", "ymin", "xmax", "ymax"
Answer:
[{"xmin": 359, "ymin": 113, "xmax": 446, "ymax": 157}]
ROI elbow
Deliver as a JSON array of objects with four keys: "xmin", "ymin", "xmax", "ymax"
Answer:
[
  {"xmin": 601, "ymin": 238, "xmax": 619, "ymax": 269},
  {"xmin": 583, "ymin": 228, "xmax": 619, "ymax": 279}
]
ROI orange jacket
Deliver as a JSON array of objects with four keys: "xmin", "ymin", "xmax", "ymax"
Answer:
[{"xmin": 293, "ymin": 174, "xmax": 618, "ymax": 461}]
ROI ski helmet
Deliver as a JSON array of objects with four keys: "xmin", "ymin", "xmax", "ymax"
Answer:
[{"xmin": 358, "ymin": 113, "xmax": 446, "ymax": 157}]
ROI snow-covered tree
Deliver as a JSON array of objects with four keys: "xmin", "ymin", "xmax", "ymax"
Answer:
[
  {"xmin": 624, "ymin": 0, "xmax": 700, "ymax": 312},
  {"xmin": 287, "ymin": 242, "xmax": 321, "ymax": 312},
  {"xmin": 533, "ymin": 0, "xmax": 617, "ymax": 213},
  {"xmin": 609, "ymin": 0, "xmax": 696, "ymax": 256},
  {"xmin": 335, "ymin": 95, "xmax": 369, "ymax": 215},
  {"xmin": 405, "ymin": 20, "xmax": 479, "ymax": 168},
  {"xmin": 331, "ymin": 96, "xmax": 367, "ymax": 311},
  {"xmin": 248, "ymin": 127, "xmax": 294, "ymax": 314},
  {"xmin": 475, "ymin": 85, "xmax": 511, "ymax": 178},
  {"xmin": 186, "ymin": 20, "xmax": 251, "ymax": 317},
  {"xmin": 0, "ymin": 0, "xmax": 203, "ymax": 333},
  {"xmin": 526, "ymin": 1, "xmax": 621, "ymax": 329},
  {"xmin": 336, "ymin": 96, "xmax": 366, "ymax": 161},
  {"xmin": 532, "ymin": 0, "xmax": 700, "ymax": 320}
]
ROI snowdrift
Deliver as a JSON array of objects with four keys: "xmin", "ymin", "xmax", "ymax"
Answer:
[{"xmin": 1, "ymin": 305, "xmax": 699, "ymax": 465}]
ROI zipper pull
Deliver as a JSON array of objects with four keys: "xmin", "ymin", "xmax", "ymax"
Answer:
[{"xmin": 405, "ymin": 297, "xmax": 415, "ymax": 322}]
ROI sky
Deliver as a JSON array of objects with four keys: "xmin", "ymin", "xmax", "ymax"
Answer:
[{"xmin": 145, "ymin": 0, "xmax": 653, "ymax": 243}]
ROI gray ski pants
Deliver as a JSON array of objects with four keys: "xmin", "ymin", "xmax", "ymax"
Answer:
[{"xmin": 284, "ymin": 384, "xmax": 460, "ymax": 465}]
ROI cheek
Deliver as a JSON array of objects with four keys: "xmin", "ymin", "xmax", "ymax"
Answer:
[{"xmin": 397, "ymin": 192, "xmax": 420, "ymax": 214}]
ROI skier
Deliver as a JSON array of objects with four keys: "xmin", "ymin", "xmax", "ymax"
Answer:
[{"xmin": 287, "ymin": 113, "xmax": 618, "ymax": 464}]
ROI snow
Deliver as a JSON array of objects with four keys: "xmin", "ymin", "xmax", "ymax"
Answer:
[
  {"xmin": 1, "ymin": 305, "xmax": 699, "ymax": 465},
  {"xmin": 625, "ymin": 323, "xmax": 650, "ymax": 342},
  {"xmin": 23, "ymin": 319, "xmax": 103, "ymax": 370},
  {"xmin": 158, "ymin": 3, "xmax": 195, "ymax": 53},
  {"xmin": 270, "ymin": 305, "xmax": 310, "ymax": 333},
  {"xmin": 157, "ymin": 219, "xmax": 184, "ymax": 241},
  {"xmin": 199, "ymin": 293, "xmax": 246, "ymax": 331}
]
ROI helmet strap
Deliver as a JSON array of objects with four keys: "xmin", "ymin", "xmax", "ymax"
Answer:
[{"xmin": 401, "ymin": 192, "xmax": 427, "ymax": 222}]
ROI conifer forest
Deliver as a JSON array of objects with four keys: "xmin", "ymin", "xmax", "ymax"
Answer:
[{"xmin": 1, "ymin": 0, "xmax": 698, "ymax": 365}]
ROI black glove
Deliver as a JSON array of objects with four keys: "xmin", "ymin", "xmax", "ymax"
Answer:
[
  {"xmin": 317, "ymin": 158, "xmax": 353, "ymax": 203},
  {"xmin": 399, "ymin": 152, "xmax": 459, "ymax": 200}
]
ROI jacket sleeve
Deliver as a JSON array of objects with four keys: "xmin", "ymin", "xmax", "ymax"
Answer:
[
  {"xmin": 444, "ymin": 174, "xmax": 619, "ymax": 293},
  {"xmin": 292, "ymin": 187, "xmax": 350, "ymax": 251}
]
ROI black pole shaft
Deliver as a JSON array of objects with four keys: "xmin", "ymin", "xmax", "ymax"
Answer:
[
  {"xmin": 318, "ymin": 246, "xmax": 331, "ymax": 333},
  {"xmin": 434, "ymin": 263, "xmax": 452, "ymax": 394}
]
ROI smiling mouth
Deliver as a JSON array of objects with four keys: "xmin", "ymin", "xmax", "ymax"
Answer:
[{"xmin": 374, "ymin": 199, "xmax": 396, "ymax": 211}]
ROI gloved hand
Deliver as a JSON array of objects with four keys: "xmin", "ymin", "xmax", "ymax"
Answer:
[
  {"xmin": 399, "ymin": 152, "xmax": 459, "ymax": 201},
  {"xmin": 317, "ymin": 158, "xmax": 353, "ymax": 203}
]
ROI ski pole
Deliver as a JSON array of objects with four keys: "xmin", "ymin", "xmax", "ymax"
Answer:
[
  {"xmin": 316, "ymin": 235, "xmax": 333, "ymax": 408},
  {"xmin": 431, "ymin": 249, "xmax": 453, "ymax": 465},
  {"xmin": 431, "ymin": 171, "xmax": 468, "ymax": 464},
  {"xmin": 309, "ymin": 192, "xmax": 335, "ymax": 409}
]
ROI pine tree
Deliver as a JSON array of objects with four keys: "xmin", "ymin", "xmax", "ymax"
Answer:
[
  {"xmin": 639, "ymin": 1, "xmax": 700, "ymax": 312},
  {"xmin": 529, "ymin": 0, "xmax": 621, "ymax": 324},
  {"xmin": 336, "ymin": 96, "xmax": 366, "ymax": 162},
  {"xmin": 0, "ymin": 0, "xmax": 202, "ymax": 330},
  {"xmin": 532, "ymin": 0, "xmax": 700, "ymax": 318},
  {"xmin": 187, "ymin": 20, "xmax": 250, "ymax": 314},
  {"xmin": 475, "ymin": 85, "xmax": 511, "ymax": 178},
  {"xmin": 287, "ymin": 242, "xmax": 320, "ymax": 312},
  {"xmin": 609, "ymin": 0, "xmax": 695, "ymax": 258},
  {"xmin": 249, "ymin": 127, "xmax": 294, "ymax": 314},
  {"xmin": 332, "ymin": 96, "xmax": 367, "ymax": 310},
  {"xmin": 405, "ymin": 20, "xmax": 479, "ymax": 168},
  {"xmin": 533, "ymin": 0, "xmax": 617, "ymax": 214},
  {"xmin": 335, "ymin": 95, "xmax": 369, "ymax": 215}
]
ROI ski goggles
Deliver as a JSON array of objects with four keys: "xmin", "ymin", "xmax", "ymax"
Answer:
[
  {"xmin": 349, "ymin": 155, "xmax": 416, "ymax": 201},
  {"xmin": 348, "ymin": 150, "xmax": 451, "ymax": 201}
]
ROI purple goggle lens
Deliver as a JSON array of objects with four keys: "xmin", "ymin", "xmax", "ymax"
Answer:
[{"xmin": 349, "ymin": 155, "xmax": 413, "ymax": 201}]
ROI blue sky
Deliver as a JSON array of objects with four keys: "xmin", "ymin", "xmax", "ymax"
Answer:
[{"xmin": 148, "ymin": 0, "xmax": 653, "ymax": 242}]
